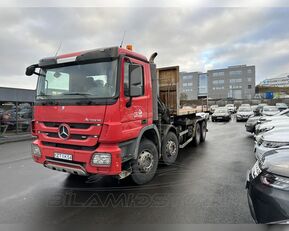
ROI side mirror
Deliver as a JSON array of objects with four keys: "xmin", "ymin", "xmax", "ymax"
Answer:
[
  {"xmin": 129, "ymin": 64, "xmax": 143, "ymax": 97},
  {"xmin": 25, "ymin": 64, "xmax": 39, "ymax": 76}
]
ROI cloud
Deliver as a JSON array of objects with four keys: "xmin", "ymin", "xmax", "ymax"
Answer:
[{"xmin": 0, "ymin": 7, "xmax": 289, "ymax": 89}]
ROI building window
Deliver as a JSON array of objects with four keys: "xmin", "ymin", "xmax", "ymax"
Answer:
[
  {"xmin": 248, "ymin": 85, "xmax": 252, "ymax": 89},
  {"xmin": 229, "ymin": 70, "xmax": 242, "ymax": 76},
  {"xmin": 247, "ymin": 69, "xmax": 252, "ymax": 74},
  {"xmin": 212, "ymin": 79, "xmax": 224, "ymax": 85},
  {"xmin": 230, "ymin": 79, "xmax": 242, "ymax": 83},
  {"xmin": 183, "ymin": 75, "xmax": 192, "ymax": 80},
  {"xmin": 183, "ymin": 83, "xmax": 188, "ymax": 87},
  {"xmin": 212, "ymin": 72, "xmax": 225, "ymax": 77},
  {"xmin": 187, "ymin": 82, "xmax": 193, "ymax": 86},
  {"xmin": 248, "ymin": 77, "xmax": 252, "ymax": 82}
]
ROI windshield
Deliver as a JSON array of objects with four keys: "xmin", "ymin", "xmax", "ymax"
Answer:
[
  {"xmin": 238, "ymin": 108, "xmax": 252, "ymax": 112},
  {"xmin": 263, "ymin": 106, "xmax": 278, "ymax": 112},
  {"xmin": 215, "ymin": 108, "xmax": 227, "ymax": 113},
  {"xmin": 36, "ymin": 60, "xmax": 118, "ymax": 99}
]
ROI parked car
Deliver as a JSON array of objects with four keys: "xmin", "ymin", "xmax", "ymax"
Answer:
[
  {"xmin": 211, "ymin": 107, "xmax": 231, "ymax": 122},
  {"xmin": 240, "ymin": 104, "xmax": 251, "ymax": 108},
  {"xmin": 246, "ymin": 147, "xmax": 289, "ymax": 223},
  {"xmin": 255, "ymin": 126, "xmax": 289, "ymax": 143},
  {"xmin": 261, "ymin": 106, "xmax": 279, "ymax": 116},
  {"xmin": 255, "ymin": 119, "xmax": 289, "ymax": 136},
  {"xmin": 258, "ymin": 109, "xmax": 289, "ymax": 124},
  {"xmin": 245, "ymin": 115, "xmax": 262, "ymax": 133},
  {"xmin": 276, "ymin": 103, "xmax": 288, "ymax": 111},
  {"xmin": 236, "ymin": 107, "xmax": 254, "ymax": 122},
  {"xmin": 254, "ymin": 130, "xmax": 289, "ymax": 160},
  {"xmin": 225, "ymin": 104, "xmax": 236, "ymax": 113},
  {"xmin": 209, "ymin": 105, "xmax": 218, "ymax": 114},
  {"xmin": 196, "ymin": 112, "xmax": 210, "ymax": 121}
]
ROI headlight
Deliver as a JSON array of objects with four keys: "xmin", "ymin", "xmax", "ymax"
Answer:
[
  {"xmin": 260, "ymin": 172, "xmax": 289, "ymax": 191},
  {"xmin": 257, "ymin": 126, "xmax": 274, "ymax": 135},
  {"xmin": 31, "ymin": 144, "xmax": 41, "ymax": 157},
  {"xmin": 262, "ymin": 140, "xmax": 289, "ymax": 148},
  {"xmin": 91, "ymin": 153, "xmax": 111, "ymax": 166},
  {"xmin": 251, "ymin": 161, "xmax": 262, "ymax": 179}
]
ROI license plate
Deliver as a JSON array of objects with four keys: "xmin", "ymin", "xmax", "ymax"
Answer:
[
  {"xmin": 217, "ymin": 117, "xmax": 223, "ymax": 119},
  {"xmin": 54, "ymin": 153, "xmax": 73, "ymax": 161}
]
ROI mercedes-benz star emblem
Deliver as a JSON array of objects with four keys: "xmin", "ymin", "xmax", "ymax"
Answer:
[{"xmin": 58, "ymin": 124, "xmax": 70, "ymax": 140}]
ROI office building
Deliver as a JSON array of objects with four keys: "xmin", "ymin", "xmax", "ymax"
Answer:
[
  {"xmin": 180, "ymin": 65, "xmax": 255, "ymax": 100},
  {"xmin": 259, "ymin": 74, "xmax": 289, "ymax": 87}
]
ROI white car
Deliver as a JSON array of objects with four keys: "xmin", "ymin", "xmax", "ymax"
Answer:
[
  {"xmin": 255, "ymin": 118, "xmax": 289, "ymax": 135},
  {"xmin": 255, "ymin": 126, "xmax": 289, "ymax": 142},
  {"xmin": 225, "ymin": 104, "xmax": 236, "ymax": 113},
  {"xmin": 258, "ymin": 108, "xmax": 289, "ymax": 123},
  {"xmin": 254, "ymin": 130, "xmax": 289, "ymax": 160},
  {"xmin": 261, "ymin": 106, "xmax": 280, "ymax": 116},
  {"xmin": 196, "ymin": 112, "xmax": 210, "ymax": 120},
  {"xmin": 236, "ymin": 107, "xmax": 254, "ymax": 122}
]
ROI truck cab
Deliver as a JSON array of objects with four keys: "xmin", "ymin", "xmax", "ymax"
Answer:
[{"xmin": 26, "ymin": 46, "xmax": 207, "ymax": 185}]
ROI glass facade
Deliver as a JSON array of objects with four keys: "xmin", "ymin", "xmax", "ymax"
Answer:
[
  {"xmin": 0, "ymin": 102, "xmax": 33, "ymax": 136},
  {"xmin": 198, "ymin": 73, "xmax": 208, "ymax": 96}
]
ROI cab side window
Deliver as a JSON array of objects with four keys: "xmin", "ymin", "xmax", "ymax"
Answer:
[
  {"xmin": 124, "ymin": 61, "xmax": 144, "ymax": 97},
  {"xmin": 124, "ymin": 62, "xmax": 130, "ymax": 96}
]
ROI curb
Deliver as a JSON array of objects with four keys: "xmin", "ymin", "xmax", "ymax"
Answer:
[{"xmin": 0, "ymin": 135, "xmax": 34, "ymax": 145}]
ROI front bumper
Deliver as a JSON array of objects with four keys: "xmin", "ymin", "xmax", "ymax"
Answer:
[
  {"xmin": 212, "ymin": 116, "xmax": 230, "ymax": 121},
  {"xmin": 246, "ymin": 172, "xmax": 289, "ymax": 223},
  {"xmin": 32, "ymin": 139, "xmax": 122, "ymax": 175},
  {"xmin": 245, "ymin": 123, "xmax": 256, "ymax": 133},
  {"xmin": 236, "ymin": 116, "xmax": 250, "ymax": 121}
]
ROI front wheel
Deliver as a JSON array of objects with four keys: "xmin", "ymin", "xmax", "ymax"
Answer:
[
  {"xmin": 161, "ymin": 132, "xmax": 179, "ymax": 165},
  {"xmin": 193, "ymin": 123, "xmax": 201, "ymax": 146},
  {"xmin": 200, "ymin": 121, "xmax": 207, "ymax": 142},
  {"xmin": 131, "ymin": 139, "xmax": 158, "ymax": 185}
]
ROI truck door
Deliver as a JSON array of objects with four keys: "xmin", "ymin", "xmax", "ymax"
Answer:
[{"xmin": 119, "ymin": 58, "xmax": 149, "ymax": 139}]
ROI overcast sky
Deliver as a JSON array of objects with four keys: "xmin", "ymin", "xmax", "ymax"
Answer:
[{"xmin": 1, "ymin": 6, "xmax": 289, "ymax": 89}]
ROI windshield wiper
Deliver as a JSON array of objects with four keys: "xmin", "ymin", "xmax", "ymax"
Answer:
[{"xmin": 62, "ymin": 92, "xmax": 93, "ymax": 96}]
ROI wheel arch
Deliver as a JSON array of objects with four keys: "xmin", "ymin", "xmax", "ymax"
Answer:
[{"xmin": 134, "ymin": 124, "xmax": 161, "ymax": 159}]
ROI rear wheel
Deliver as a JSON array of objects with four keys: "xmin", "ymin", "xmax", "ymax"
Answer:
[
  {"xmin": 193, "ymin": 123, "xmax": 201, "ymax": 146},
  {"xmin": 161, "ymin": 132, "xmax": 179, "ymax": 165},
  {"xmin": 131, "ymin": 139, "xmax": 158, "ymax": 185},
  {"xmin": 200, "ymin": 122, "xmax": 207, "ymax": 142}
]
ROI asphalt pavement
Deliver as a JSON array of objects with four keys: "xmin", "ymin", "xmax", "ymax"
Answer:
[{"xmin": 0, "ymin": 118, "xmax": 256, "ymax": 224}]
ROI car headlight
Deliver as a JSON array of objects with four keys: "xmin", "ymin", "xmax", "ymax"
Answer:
[
  {"xmin": 260, "ymin": 172, "xmax": 289, "ymax": 191},
  {"xmin": 259, "ymin": 126, "xmax": 274, "ymax": 134},
  {"xmin": 31, "ymin": 144, "xmax": 41, "ymax": 157},
  {"xmin": 262, "ymin": 140, "xmax": 289, "ymax": 148},
  {"xmin": 91, "ymin": 153, "xmax": 111, "ymax": 166},
  {"xmin": 251, "ymin": 161, "xmax": 262, "ymax": 179}
]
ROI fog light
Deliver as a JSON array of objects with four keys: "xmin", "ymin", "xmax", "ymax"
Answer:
[
  {"xmin": 91, "ymin": 153, "xmax": 111, "ymax": 166},
  {"xmin": 31, "ymin": 144, "xmax": 41, "ymax": 157}
]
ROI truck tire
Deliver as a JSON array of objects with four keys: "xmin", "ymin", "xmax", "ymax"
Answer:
[
  {"xmin": 193, "ymin": 123, "xmax": 201, "ymax": 146},
  {"xmin": 161, "ymin": 132, "xmax": 179, "ymax": 165},
  {"xmin": 200, "ymin": 121, "xmax": 207, "ymax": 142},
  {"xmin": 131, "ymin": 139, "xmax": 158, "ymax": 185}
]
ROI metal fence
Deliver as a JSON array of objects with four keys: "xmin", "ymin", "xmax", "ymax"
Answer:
[{"xmin": 0, "ymin": 102, "xmax": 33, "ymax": 137}]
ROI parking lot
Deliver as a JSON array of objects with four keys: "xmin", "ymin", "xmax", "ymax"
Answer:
[{"xmin": 0, "ymin": 117, "xmax": 257, "ymax": 224}]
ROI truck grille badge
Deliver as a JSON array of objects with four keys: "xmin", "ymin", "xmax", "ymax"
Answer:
[{"xmin": 58, "ymin": 124, "xmax": 70, "ymax": 140}]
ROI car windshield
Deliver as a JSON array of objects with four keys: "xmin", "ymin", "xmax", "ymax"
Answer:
[
  {"xmin": 238, "ymin": 108, "xmax": 252, "ymax": 112},
  {"xmin": 36, "ymin": 60, "xmax": 118, "ymax": 99},
  {"xmin": 215, "ymin": 108, "xmax": 227, "ymax": 113},
  {"xmin": 263, "ymin": 106, "xmax": 279, "ymax": 112}
]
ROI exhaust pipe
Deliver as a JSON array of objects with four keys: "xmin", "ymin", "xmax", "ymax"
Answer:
[{"xmin": 149, "ymin": 52, "xmax": 158, "ymax": 63}]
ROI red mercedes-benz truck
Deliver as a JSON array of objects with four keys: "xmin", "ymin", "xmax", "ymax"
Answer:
[{"xmin": 26, "ymin": 45, "xmax": 207, "ymax": 184}]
